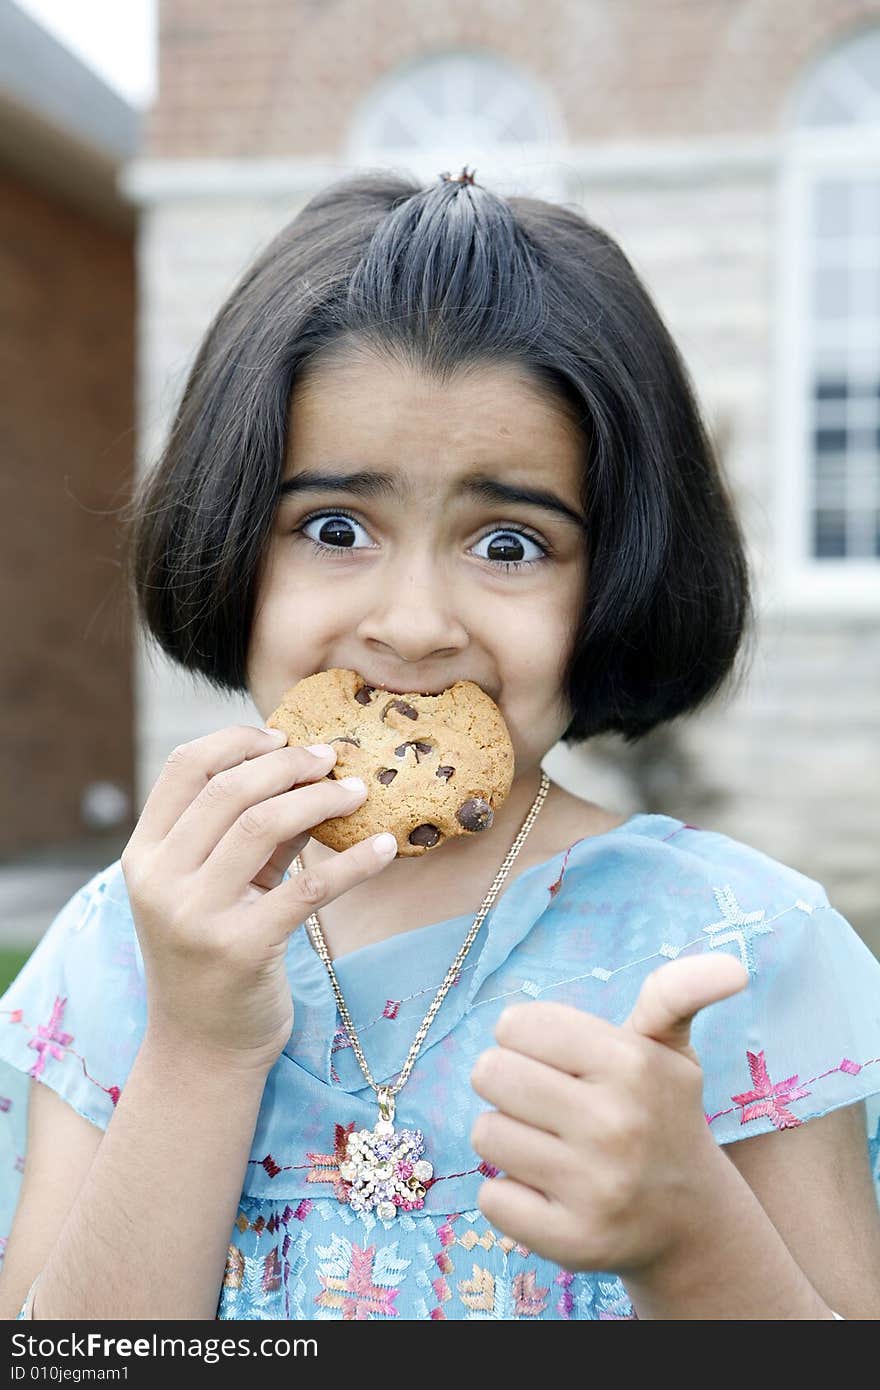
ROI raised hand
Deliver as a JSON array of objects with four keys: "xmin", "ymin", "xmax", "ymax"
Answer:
[{"xmin": 470, "ymin": 953, "xmax": 749, "ymax": 1273}]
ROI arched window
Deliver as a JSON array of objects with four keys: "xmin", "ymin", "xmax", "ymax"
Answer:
[
  {"xmin": 347, "ymin": 51, "xmax": 565, "ymax": 198},
  {"xmin": 778, "ymin": 28, "xmax": 880, "ymax": 607}
]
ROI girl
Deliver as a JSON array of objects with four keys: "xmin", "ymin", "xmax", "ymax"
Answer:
[{"xmin": 1, "ymin": 169, "xmax": 879, "ymax": 1321}]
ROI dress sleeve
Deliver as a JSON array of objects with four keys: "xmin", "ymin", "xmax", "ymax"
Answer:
[
  {"xmin": 692, "ymin": 885, "xmax": 880, "ymax": 1181},
  {"xmin": 0, "ymin": 862, "xmax": 145, "ymax": 1270}
]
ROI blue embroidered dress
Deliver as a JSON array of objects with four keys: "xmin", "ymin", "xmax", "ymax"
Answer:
[{"xmin": 1, "ymin": 812, "xmax": 879, "ymax": 1320}]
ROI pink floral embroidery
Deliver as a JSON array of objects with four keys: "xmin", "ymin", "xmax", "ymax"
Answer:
[
  {"xmin": 555, "ymin": 1269, "xmax": 575, "ymax": 1319},
  {"xmin": 261, "ymin": 1247, "xmax": 282, "ymax": 1294},
  {"xmin": 305, "ymin": 1122, "xmax": 355, "ymax": 1200},
  {"xmin": 513, "ymin": 1270, "xmax": 549, "ymax": 1316},
  {"xmin": 382, "ymin": 1000, "xmax": 400, "ymax": 1019},
  {"xmin": 27, "ymin": 997, "xmax": 73, "ymax": 1079},
  {"xmin": 315, "ymin": 1243, "xmax": 401, "ymax": 1319},
  {"xmin": 732, "ymin": 1049, "xmax": 811, "ymax": 1129}
]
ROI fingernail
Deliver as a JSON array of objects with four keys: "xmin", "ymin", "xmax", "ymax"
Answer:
[
  {"xmin": 339, "ymin": 776, "xmax": 366, "ymax": 792},
  {"xmin": 306, "ymin": 743, "xmax": 336, "ymax": 760},
  {"xmin": 373, "ymin": 833, "xmax": 398, "ymax": 857},
  {"xmin": 262, "ymin": 727, "xmax": 288, "ymax": 743}
]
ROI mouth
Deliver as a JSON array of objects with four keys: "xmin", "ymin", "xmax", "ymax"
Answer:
[
  {"xmin": 372, "ymin": 681, "xmax": 451, "ymax": 697},
  {"xmin": 361, "ymin": 674, "xmax": 481, "ymax": 698}
]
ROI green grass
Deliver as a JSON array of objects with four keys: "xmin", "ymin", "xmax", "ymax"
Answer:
[{"xmin": 0, "ymin": 946, "xmax": 35, "ymax": 996}]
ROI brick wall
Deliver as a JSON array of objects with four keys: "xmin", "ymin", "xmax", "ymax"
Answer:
[
  {"xmin": 148, "ymin": 0, "xmax": 880, "ymax": 157},
  {"xmin": 0, "ymin": 168, "xmax": 136, "ymax": 853}
]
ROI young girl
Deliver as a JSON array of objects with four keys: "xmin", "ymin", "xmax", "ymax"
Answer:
[{"xmin": 1, "ymin": 169, "xmax": 879, "ymax": 1321}]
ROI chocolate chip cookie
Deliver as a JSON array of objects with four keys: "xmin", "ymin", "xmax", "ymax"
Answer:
[{"xmin": 266, "ymin": 668, "xmax": 515, "ymax": 856}]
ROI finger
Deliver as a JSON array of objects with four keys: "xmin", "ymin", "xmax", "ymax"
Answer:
[
  {"xmin": 470, "ymin": 1109, "xmax": 568, "ymax": 1194},
  {"xmin": 476, "ymin": 1174, "xmax": 557, "ymax": 1250},
  {"xmin": 200, "ymin": 777, "xmax": 371, "ymax": 896},
  {"xmin": 257, "ymin": 829, "xmax": 399, "ymax": 939},
  {"xmin": 492, "ymin": 1002, "xmax": 628, "ymax": 1078},
  {"xmin": 471, "ymin": 1046, "xmax": 578, "ymax": 1136},
  {"xmin": 127, "ymin": 725, "xmax": 293, "ymax": 852},
  {"xmin": 162, "ymin": 743, "xmax": 339, "ymax": 872},
  {"xmin": 623, "ymin": 954, "xmax": 749, "ymax": 1054},
  {"xmin": 248, "ymin": 831, "xmax": 312, "ymax": 894}
]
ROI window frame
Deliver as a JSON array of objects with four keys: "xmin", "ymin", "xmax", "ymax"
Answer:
[{"xmin": 774, "ymin": 94, "xmax": 880, "ymax": 612}]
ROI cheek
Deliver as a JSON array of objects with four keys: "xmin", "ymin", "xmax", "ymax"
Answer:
[
  {"xmin": 495, "ymin": 588, "xmax": 577, "ymax": 676},
  {"xmin": 493, "ymin": 601, "xmax": 576, "ymax": 731},
  {"xmin": 246, "ymin": 556, "xmax": 327, "ymax": 690}
]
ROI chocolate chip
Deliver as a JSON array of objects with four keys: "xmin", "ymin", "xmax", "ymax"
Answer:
[
  {"xmin": 382, "ymin": 698, "xmax": 418, "ymax": 721},
  {"xmin": 393, "ymin": 740, "xmax": 433, "ymax": 764},
  {"xmin": 377, "ymin": 768, "xmax": 398, "ymax": 785},
  {"xmin": 355, "ymin": 685, "xmax": 375, "ymax": 705},
  {"xmin": 332, "ymin": 736, "xmax": 361, "ymax": 747},
  {"xmin": 456, "ymin": 798, "xmax": 494, "ymax": 832},
  {"xmin": 436, "ymin": 765, "xmax": 455, "ymax": 781},
  {"xmin": 408, "ymin": 824, "xmax": 440, "ymax": 847}
]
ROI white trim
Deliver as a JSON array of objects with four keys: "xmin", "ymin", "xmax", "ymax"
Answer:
[
  {"xmin": 773, "ymin": 151, "xmax": 811, "ymax": 597},
  {"xmin": 118, "ymin": 156, "xmax": 351, "ymax": 202},
  {"xmin": 763, "ymin": 564, "xmax": 880, "ymax": 615},
  {"xmin": 119, "ymin": 135, "xmax": 779, "ymax": 204}
]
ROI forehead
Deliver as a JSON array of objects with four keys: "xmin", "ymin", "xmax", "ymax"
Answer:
[{"xmin": 284, "ymin": 353, "xmax": 585, "ymax": 491}]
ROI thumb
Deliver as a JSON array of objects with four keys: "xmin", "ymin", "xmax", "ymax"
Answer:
[{"xmin": 623, "ymin": 953, "xmax": 750, "ymax": 1056}]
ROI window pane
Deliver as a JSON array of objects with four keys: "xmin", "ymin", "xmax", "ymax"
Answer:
[
  {"xmin": 851, "ymin": 267, "xmax": 880, "ymax": 321},
  {"xmin": 814, "ymin": 451, "xmax": 848, "ymax": 509},
  {"xmin": 815, "ymin": 377, "xmax": 848, "ymax": 400},
  {"xmin": 813, "ymin": 510, "xmax": 848, "ymax": 557},
  {"xmin": 814, "ymin": 426, "xmax": 847, "ymax": 452},
  {"xmin": 845, "ymin": 31, "xmax": 880, "ymax": 94},
  {"xmin": 814, "ymin": 180, "xmax": 852, "ymax": 238},
  {"xmin": 801, "ymin": 87, "xmax": 854, "ymax": 127},
  {"xmin": 813, "ymin": 266, "xmax": 850, "ymax": 318}
]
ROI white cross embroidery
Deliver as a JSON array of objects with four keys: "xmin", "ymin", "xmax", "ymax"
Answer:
[{"xmin": 702, "ymin": 885, "xmax": 773, "ymax": 976}]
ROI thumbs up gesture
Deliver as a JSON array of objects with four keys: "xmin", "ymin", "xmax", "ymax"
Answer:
[{"xmin": 469, "ymin": 953, "xmax": 749, "ymax": 1275}]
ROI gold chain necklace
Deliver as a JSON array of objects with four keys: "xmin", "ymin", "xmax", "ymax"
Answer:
[{"xmin": 293, "ymin": 768, "xmax": 550, "ymax": 1221}]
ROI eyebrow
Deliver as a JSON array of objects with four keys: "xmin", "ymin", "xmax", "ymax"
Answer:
[{"xmin": 276, "ymin": 469, "xmax": 587, "ymax": 530}]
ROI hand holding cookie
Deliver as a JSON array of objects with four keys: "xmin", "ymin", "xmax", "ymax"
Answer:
[
  {"xmin": 266, "ymin": 669, "xmax": 515, "ymax": 857},
  {"xmin": 120, "ymin": 724, "xmax": 400, "ymax": 1074}
]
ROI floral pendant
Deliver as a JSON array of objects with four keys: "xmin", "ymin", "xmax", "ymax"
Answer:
[{"xmin": 338, "ymin": 1087, "xmax": 433, "ymax": 1221}]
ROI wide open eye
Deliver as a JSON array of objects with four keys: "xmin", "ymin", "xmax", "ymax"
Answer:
[
  {"xmin": 299, "ymin": 511, "xmax": 375, "ymax": 550},
  {"xmin": 471, "ymin": 528, "xmax": 548, "ymax": 568}
]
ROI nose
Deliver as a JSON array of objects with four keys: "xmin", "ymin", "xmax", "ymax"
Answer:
[{"xmin": 354, "ymin": 547, "xmax": 470, "ymax": 664}]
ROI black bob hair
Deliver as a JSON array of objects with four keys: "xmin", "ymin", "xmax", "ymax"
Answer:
[{"xmin": 125, "ymin": 169, "xmax": 754, "ymax": 745}]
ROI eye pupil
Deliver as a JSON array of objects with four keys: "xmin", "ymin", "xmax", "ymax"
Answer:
[
  {"xmin": 486, "ymin": 533, "xmax": 525, "ymax": 563},
  {"xmin": 319, "ymin": 518, "xmax": 355, "ymax": 547}
]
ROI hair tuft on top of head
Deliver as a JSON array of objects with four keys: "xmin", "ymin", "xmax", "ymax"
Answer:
[{"xmin": 439, "ymin": 166, "xmax": 478, "ymax": 186}]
